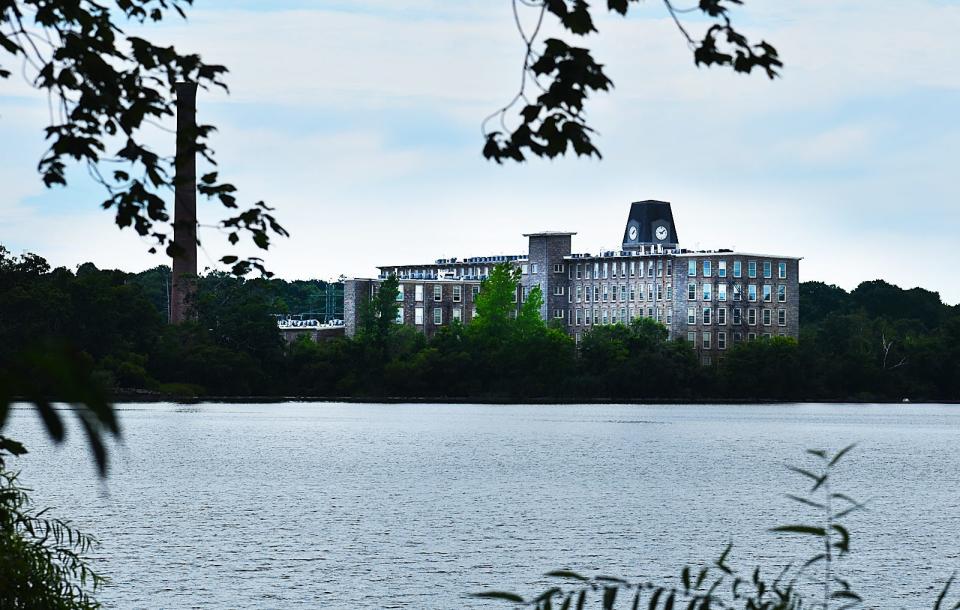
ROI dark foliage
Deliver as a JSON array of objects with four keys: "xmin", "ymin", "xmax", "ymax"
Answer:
[
  {"xmin": 2, "ymin": 249, "xmax": 958, "ymax": 403},
  {"xmin": 484, "ymin": 0, "xmax": 781, "ymax": 163}
]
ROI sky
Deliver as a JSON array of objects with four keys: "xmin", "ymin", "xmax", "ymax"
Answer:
[{"xmin": 1, "ymin": 0, "xmax": 958, "ymax": 303}]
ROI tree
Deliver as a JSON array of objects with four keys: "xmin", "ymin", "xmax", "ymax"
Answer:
[
  {"xmin": 482, "ymin": 0, "xmax": 781, "ymax": 162},
  {"xmin": 1, "ymin": 0, "xmax": 286, "ymax": 275}
]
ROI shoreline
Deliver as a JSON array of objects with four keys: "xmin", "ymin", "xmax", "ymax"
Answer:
[{"xmin": 97, "ymin": 393, "xmax": 960, "ymax": 406}]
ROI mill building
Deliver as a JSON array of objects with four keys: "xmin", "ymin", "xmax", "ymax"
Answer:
[{"xmin": 344, "ymin": 201, "xmax": 800, "ymax": 364}]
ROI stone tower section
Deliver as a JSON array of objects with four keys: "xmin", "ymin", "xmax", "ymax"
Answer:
[
  {"xmin": 524, "ymin": 232, "xmax": 575, "ymax": 321},
  {"xmin": 170, "ymin": 82, "xmax": 199, "ymax": 324}
]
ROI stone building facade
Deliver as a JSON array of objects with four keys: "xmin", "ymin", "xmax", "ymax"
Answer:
[{"xmin": 344, "ymin": 201, "xmax": 801, "ymax": 364}]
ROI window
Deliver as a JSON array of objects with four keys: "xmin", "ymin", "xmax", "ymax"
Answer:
[
  {"xmin": 733, "ymin": 308, "xmax": 743, "ymax": 325},
  {"xmin": 718, "ymin": 332, "xmax": 727, "ymax": 350},
  {"xmin": 638, "ymin": 261, "xmax": 644, "ymax": 278},
  {"xmin": 657, "ymin": 260, "xmax": 663, "ymax": 278},
  {"xmin": 648, "ymin": 261, "xmax": 654, "ymax": 277},
  {"xmin": 602, "ymin": 310, "xmax": 608, "ymax": 325},
  {"xmin": 415, "ymin": 307, "xmax": 424, "ymax": 325},
  {"xmin": 594, "ymin": 308, "xmax": 600, "ymax": 325},
  {"xmin": 656, "ymin": 308, "xmax": 662, "ymax": 322},
  {"xmin": 603, "ymin": 262, "xmax": 609, "ymax": 279},
  {"xmin": 687, "ymin": 331, "xmax": 697, "ymax": 345},
  {"xmin": 748, "ymin": 332, "xmax": 757, "ymax": 341},
  {"xmin": 576, "ymin": 264, "xmax": 582, "ymax": 279},
  {"xmin": 747, "ymin": 308, "xmax": 757, "ymax": 325},
  {"xmin": 688, "ymin": 260, "xmax": 697, "ymax": 277},
  {"xmin": 453, "ymin": 285, "xmax": 462, "ymax": 302},
  {"xmin": 472, "ymin": 285, "xmax": 480, "ymax": 300},
  {"xmin": 718, "ymin": 283, "xmax": 727, "ymax": 302},
  {"xmin": 687, "ymin": 307, "xmax": 696, "ymax": 324},
  {"xmin": 433, "ymin": 308, "xmax": 442, "ymax": 324},
  {"xmin": 553, "ymin": 285, "xmax": 565, "ymax": 296},
  {"xmin": 621, "ymin": 261, "xmax": 627, "ymax": 278},
  {"xmin": 521, "ymin": 264, "xmax": 529, "ymax": 274},
  {"xmin": 748, "ymin": 261, "xmax": 757, "ymax": 278},
  {"xmin": 778, "ymin": 309, "xmax": 787, "ymax": 326},
  {"xmin": 594, "ymin": 262, "xmax": 600, "ymax": 279},
  {"xmin": 748, "ymin": 284, "xmax": 758, "ymax": 302},
  {"xmin": 778, "ymin": 262, "xmax": 787, "ymax": 279},
  {"xmin": 554, "ymin": 309, "xmax": 565, "ymax": 319},
  {"xmin": 717, "ymin": 307, "xmax": 727, "ymax": 325},
  {"xmin": 733, "ymin": 283, "xmax": 743, "ymax": 301},
  {"xmin": 629, "ymin": 284, "xmax": 636, "ymax": 301},
  {"xmin": 703, "ymin": 331, "xmax": 712, "ymax": 350},
  {"xmin": 703, "ymin": 306, "xmax": 712, "ymax": 325},
  {"xmin": 594, "ymin": 285, "xmax": 600, "ymax": 302},
  {"xmin": 432, "ymin": 284, "xmax": 442, "ymax": 302},
  {"xmin": 762, "ymin": 309, "xmax": 772, "ymax": 326},
  {"xmin": 533, "ymin": 263, "xmax": 540, "ymax": 274},
  {"xmin": 688, "ymin": 282, "xmax": 697, "ymax": 300},
  {"xmin": 395, "ymin": 308, "xmax": 404, "ymax": 324},
  {"xmin": 611, "ymin": 309, "xmax": 618, "ymax": 324},
  {"xmin": 666, "ymin": 260, "xmax": 673, "ymax": 276},
  {"xmin": 576, "ymin": 309, "xmax": 583, "ymax": 325},
  {"xmin": 733, "ymin": 260, "xmax": 742, "ymax": 278},
  {"xmin": 453, "ymin": 307, "xmax": 462, "ymax": 322},
  {"xmin": 576, "ymin": 285, "xmax": 582, "ymax": 303},
  {"xmin": 554, "ymin": 263, "xmax": 564, "ymax": 273},
  {"xmin": 666, "ymin": 284, "xmax": 673, "ymax": 300},
  {"xmin": 703, "ymin": 283, "xmax": 712, "ymax": 301},
  {"xmin": 762, "ymin": 284, "xmax": 772, "ymax": 302},
  {"xmin": 629, "ymin": 261, "xmax": 635, "ymax": 277},
  {"xmin": 647, "ymin": 307, "xmax": 654, "ymax": 318},
  {"xmin": 718, "ymin": 260, "xmax": 727, "ymax": 278},
  {"xmin": 703, "ymin": 260, "xmax": 712, "ymax": 277},
  {"xmin": 656, "ymin": 284, "xmax": 663, "ymax": 300},
  {"xmin": 666, "ymin": 309, "xmax": 673, "ymax": 324},
  {"xmin": 395, "ymin": 287, "xmax": 404, "ymax": 302},
  {"xmin": 647, "ymin": 283, "xmax": 654, "ymax": 301},
  {"xmin": 763, "ymin": 261, "xmax": 772, "ymax": 279},
  {"xmin": 602, "ymin": 284, "xmax": 609, "ymax": 302},
  {"xmin": 583, "ymin": 309, "xmax": 591, "ymax": 325},
  {"xmin": 415, "ymin": 284, "xmax": 424, "ymax": 302},
  {"xmin": 763, "ymin": 332, "xmax": 772, "ymax": 339},
  {"xmin": 778, "ymin": 284, "xmax": 787, "ymax": 302}
]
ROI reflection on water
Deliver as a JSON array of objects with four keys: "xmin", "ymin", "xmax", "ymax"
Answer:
[{"xmin": 7, "ymin": 402, "xmax": 960, "ymax": 609}]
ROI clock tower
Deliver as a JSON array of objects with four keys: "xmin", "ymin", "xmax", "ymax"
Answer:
[{"xmin": 621, "ymin": 200, "xmax": 680, "ymax": 250}]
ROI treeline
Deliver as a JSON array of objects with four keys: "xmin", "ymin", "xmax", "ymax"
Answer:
[{"xmin": 1, "ymin": 246, "xmax": 958, "ymax": 401}]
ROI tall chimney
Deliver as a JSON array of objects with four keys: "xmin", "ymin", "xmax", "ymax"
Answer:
[{"xmin": 170, "ymin": 82, "xmax": 199, "ymax": 324}]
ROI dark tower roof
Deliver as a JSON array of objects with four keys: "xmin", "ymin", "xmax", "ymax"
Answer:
[{"xmin": 621, "ymin": 200, "xmax": 680, "ymax": 249}]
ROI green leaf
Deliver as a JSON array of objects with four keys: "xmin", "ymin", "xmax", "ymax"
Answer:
[
  {"xmin": 471, "ymin": 591, "xmax": 525, "ymax": 603},
  {"xmin": 603, "ymin": 587, "xmax": 618, "ymax": 610},
  {"xmin": 829, "ymin": 443, "xmax": 857, "ymax": 467},
  {"xmin": 785, "ymin": 494, "xmax": 826, "ymax": 510},
  {"xmin": 770, "ymin": 525, "xmax": 826, "ymax": 537},
  {"xmin": 546, "ymin": 570, "xmax": 589, "ymax": 581},
  {"xmin": 934, "ymin": 572, "xmax": 955, "ymax": 610}
]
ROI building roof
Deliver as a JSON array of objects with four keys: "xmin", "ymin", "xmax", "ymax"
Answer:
[{"xmin": 522, "ymin": 231, "xmax": 577, "ymax": 237}]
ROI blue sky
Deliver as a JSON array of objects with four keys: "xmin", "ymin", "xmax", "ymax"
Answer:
[{"xmin": 1, "ymin": 0, "xmax": 958, "ymax": 303}]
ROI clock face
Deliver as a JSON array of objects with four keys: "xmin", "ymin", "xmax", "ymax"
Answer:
[
  {"xmin": 655, "ymin": 225, "xmax": 669, "ymax": 241},
  {"xmin": 628, "ymin": 225, "xmax": 638, "ymax": 241}
]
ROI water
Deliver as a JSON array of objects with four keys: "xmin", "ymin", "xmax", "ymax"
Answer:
[{"xmin": 5, "ymin": 402, "xmax": 960, "ymax": 609}]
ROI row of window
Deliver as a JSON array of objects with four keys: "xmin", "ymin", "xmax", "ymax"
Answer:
[
  {"xmin": 571, "ymin": 307, "xmax": 670, "ymax": 326},
  {"xmin": 687, "ymin": 259, "xmax": 788, "ymax": 280},
  {"xmin": 686, "ymin": 306, "xmax": 788, "ymax": 326},
  {"xmin": 570, "ymin": 282, "xmax": 671, "ymax": 303},
  {"xmin": 687, "ymin": 282, "xmax": 787, "ymax": 303},
  {"xmin": 685, "ymin": 330, "xmax": 788, "ymax": 349},
  {"xmin": 405, "ymin": 284, "xmax": 481, "ymax": 303},
  {"xmin": 570, "ymin": 259, "xmax": 671, "ymax": 281},
  {"xmin": 407, "ymin": 306, "xmax": 474, "ymax": 325}
]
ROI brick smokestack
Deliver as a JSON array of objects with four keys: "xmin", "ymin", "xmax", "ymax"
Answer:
[{"xmin": 170, "ymin": 82, "xmax": 199, "ymax": 324}]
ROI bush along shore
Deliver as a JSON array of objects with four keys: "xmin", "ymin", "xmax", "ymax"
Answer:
[{"xmin": 2, "ymin": 247, "xmax": 958, "ymax": 403}]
